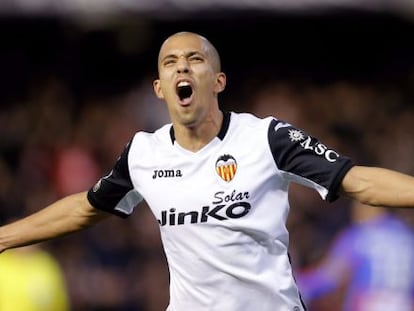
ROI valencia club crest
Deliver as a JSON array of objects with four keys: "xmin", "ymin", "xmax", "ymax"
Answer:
[{"xmin": 215, "ymin": 154, "xmax": 237, "ymax": 182}]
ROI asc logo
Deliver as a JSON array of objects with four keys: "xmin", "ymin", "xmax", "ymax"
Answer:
[{"xmin": 288, "ymin": 129, "xmax": 339, "ymax": 163}]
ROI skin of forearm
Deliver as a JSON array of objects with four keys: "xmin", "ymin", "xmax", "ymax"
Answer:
[
  {"xmin": 0, "ymin": 192, "xmax": 109, "ymax": 252},
  {"xmin": 342, "ymin": 166, "xmax": 414, "ymax": 208}
]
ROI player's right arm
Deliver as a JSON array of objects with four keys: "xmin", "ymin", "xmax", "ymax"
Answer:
[
  {"xmin": 0, "ymin": 136, "xmax": 139, "ymax": 254},
  {"xmin": 0, "ymin": 191, "xmax": 110, "ymax": 253}
]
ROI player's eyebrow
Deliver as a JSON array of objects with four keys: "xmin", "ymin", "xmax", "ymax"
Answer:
[{"xmin": 160, "ymin": 50, "xmax": 205, "ymax": 64}]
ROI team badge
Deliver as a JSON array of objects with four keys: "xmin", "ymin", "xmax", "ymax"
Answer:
[{"xmin": 215, "ymin": 154, "xmax": 237, "ymax": 182}]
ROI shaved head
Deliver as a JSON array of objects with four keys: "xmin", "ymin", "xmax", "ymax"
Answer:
[{"xmin": 158, "ymin": 31, "xmax": 222, "ymax": 73}]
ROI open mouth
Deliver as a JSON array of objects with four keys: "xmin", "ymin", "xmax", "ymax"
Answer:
[{"xmin": 176, "ymin": 81, "xmax": 193, "ymax": 103}]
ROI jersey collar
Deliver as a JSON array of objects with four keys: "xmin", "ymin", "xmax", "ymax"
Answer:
[{"xmin": 169, "ymin": 111, "xmax": 231, "ymax": 144}]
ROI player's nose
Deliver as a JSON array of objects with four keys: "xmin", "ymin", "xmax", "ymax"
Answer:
[{"xmin": 176, "ymin": 57, "xmax": 190, "ymax": 74}]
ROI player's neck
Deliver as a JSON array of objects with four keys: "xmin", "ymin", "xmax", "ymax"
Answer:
[{"xmin": 173, "ymin": 110, "xmax": 223, "ymax": 152}]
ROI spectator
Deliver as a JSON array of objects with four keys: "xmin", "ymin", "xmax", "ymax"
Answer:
[
  {"xmin": 296, "ymin": 201, "xmax": 414, "ymax": 311},
  {"xmin": 0, "ymin": 245, "xmax": 70, "ymax": 311}
]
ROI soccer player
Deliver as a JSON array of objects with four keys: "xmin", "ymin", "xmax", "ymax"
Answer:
[
  {"xmin": 296, "ymin": 202, "xmax": 414, "ymax": 311},
  {"xmin": 1, "ymin": 31, "xmax": 414, "ymax": 311}
]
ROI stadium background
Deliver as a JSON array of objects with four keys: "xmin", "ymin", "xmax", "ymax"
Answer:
[{"xmin": 0, "ymin": 2, "xmax": 414, "ymax": 310}]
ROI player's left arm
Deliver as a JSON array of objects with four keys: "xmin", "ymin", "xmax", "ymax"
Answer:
[{"xmin": 340, "ymin": 165, "xmax": 414, "ymax": 208}]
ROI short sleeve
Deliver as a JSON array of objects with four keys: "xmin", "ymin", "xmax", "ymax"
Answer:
[{"xmin": 87, "ymin": 139, "xmax": 143, "ymax": 217}]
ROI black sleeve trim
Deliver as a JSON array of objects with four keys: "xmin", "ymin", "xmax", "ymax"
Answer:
[
  {"xmin": 325, "ymin": 161, "xmax": 354, "ymax": 202},
  {"xmin": 268, "ymin": 118, "xmax": 354, "ymax": 202},
  {"xmin": 87, "ymin": 139, "xmax": 135, "ymax": 217}
]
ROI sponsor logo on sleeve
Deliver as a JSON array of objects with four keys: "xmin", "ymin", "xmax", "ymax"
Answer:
[
  {"xmin": 92, "ymin": 179, "xmax": 101, "ymax": 192},
  {"xmin": 287, "ymin": 129, "xmax": 340, "ymax": 163}
]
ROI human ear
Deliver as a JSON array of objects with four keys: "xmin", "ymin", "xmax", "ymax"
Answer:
[
  {"xmin": 214, "ymin": 73, "xmax": 226, "ymax": 94},
  {"xmin": 153, "ymin": 79, "xmax": 165, "ymax": 99}
]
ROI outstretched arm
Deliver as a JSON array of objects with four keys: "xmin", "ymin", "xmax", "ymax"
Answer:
[
  {"xmin": 340, "ymin": 166, "xmax": 414, "ymax": 208},
  {"xmin": 0, "ymin": 191, "xmax": 110, "ymax": 253}
]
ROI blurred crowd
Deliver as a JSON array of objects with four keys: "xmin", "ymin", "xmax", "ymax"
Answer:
[{"xmin": 1, "ymin": 15, "xmax": 414, "ymax": 311}]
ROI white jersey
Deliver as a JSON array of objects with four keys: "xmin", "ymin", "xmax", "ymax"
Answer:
[{"xmin": 88, "ymin": 111, "xmax": 353, "ymax": 311}]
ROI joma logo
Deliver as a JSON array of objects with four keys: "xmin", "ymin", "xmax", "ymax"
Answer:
[{"xmin": 152, "ymin": 169, "xmax": 183, "ymax": 179}]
